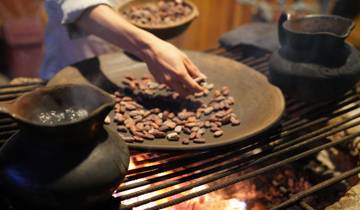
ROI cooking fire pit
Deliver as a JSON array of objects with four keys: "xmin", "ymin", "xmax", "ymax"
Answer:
[{"xmin": 0, "ymin": 44, "xmax": 359, "ymax": 210}]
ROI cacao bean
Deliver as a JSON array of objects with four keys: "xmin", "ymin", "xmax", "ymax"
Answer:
[
  {"xmin": 194, "ymin": 138, "xmax": 206, "ymax": 144},
  {"xmin": 214, "ymin": 130, "xmax": 223, "ymax": 137},
  {"xmin": 231, "ymin": 116, "xmax": 241, "ymax": 126},
  {"xmin": 167, "ymin": 132, "xmax": 179, "ymax": 141},
  {"xmin": 182, "ymin": 138, "xmax": 190, "ymax": 145},
  {"xmin": 117, "ymin": 125, "xmax": 128, "ymax": 133},
  {"xmin": 174, "ymin": 125, "xmax": 182, "ymax": 133}
]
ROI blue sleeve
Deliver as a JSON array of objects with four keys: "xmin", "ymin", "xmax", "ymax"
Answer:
[{"xmin": 49, "ymin": 0, "xmax": 113, "ymax": 38}]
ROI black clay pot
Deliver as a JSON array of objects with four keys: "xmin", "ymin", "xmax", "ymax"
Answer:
[
  {"xmin": 0, "ymin": 84, "xmax": 130, "ymax": 209},
  {"xmin": 270, "ymin": 14, "xmax": 360, "ymax": 102}
]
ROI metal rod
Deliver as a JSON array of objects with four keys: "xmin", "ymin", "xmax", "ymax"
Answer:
[
  {"xmin": 0, "ymin": 85, "xmax": 41, "ymax": 96},
  {"xmin": 123, "ymin": 149, "xmax": 231, "ymax": 183},
  {"xmin": 274, "ymin": 113, "xmax": 360, "ymax": 150},
  {"xmin": 226, "ymin": 52, "xmax": 270, "ymax": 67},
  {"xmin": 252, "ymin": 61, "xmax": 270, "ymax": 69},
  {"xmin": 0, "ymin": 118, "xmax": 14, "ymax": 125},
  {"xmin": 272, "ymin": 174, "xmax": 315, "ymax": 210},
  {"xmin": 285, "ymin": 101, "xmax": 307, "ymax": 114},
  {"xmin": 0, "ymin": 93, "xmax": 25, "ymax": 101},
  {"xmin": 129, "ymin": 151, "xmax": 154, "ymax": 157},
  {"xmin": 244, "ymin": 54, "xmax": 271, "ymax": 66},
  {"xmin": 281, "ymin": 104, "xmax": 359, "ymax": 137},
  {"xmin": 286, "ymin": 92, "xmax": 358, "ymax": 122},
  {"xmin": 284, "ymin": 91, "xmax": 357, "ymax": 125},
  {"xmin": 285, "ymin": 98, "xmax": 299, "ymax": 107},
  {"xmin": 274, "ymin": 115, "xmax": 360, "ymax": 151},
  {"xmin": 120, "ymin": 140, "xmax": 266, "ymax": 190},
  {"xmin": 299, "ymin": 201, "xmax": 315, "ymax": 210},
  {"xmin": 0, "ymin": 123, "xmax": 18, "ymax": 132},
  {"xmin": 124, "ymin": 136, "xmax": 272, "ymax": 182},
  {"xmin": 239, "ymin": 57, "xmax": 256, "ymax": 64},
  {"xmin": 271, "ymin": 165, "xmax": 360, "ymax": 210},
  {"xmin": 0, "ymin": 130, "xmax": 18, "ymax": 137},
  {"xmin": 220, "ymin": 46, "xmax": 246, "ymax": 57},
  {"xmin": 256, "ymin": 67, "xmax": 269, "ymax": 75},
  {"xmin": 275, "ymin": 102, "xmax": 359, "ymax": 141},
  {"xmin": 0, "ymin": 81, "xmax": 45, "ymax": 89},
  {"xmin": 283, "ymin": 94, "xmax": 359, "ymax": 130},
  {"xmin": 230, "ymin": 54, "xmax": 248, "ymax": 61},
  {"xmin": 127, "ymin": 152, "xmax": 201, "ymax": 174},
  {"xmin": 267, "ymin": 103, "xmax": 359, "ymax": 148}
]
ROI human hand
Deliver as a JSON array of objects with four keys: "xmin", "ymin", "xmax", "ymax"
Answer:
[{"xmin": 140, "ymin": 39, "xmax": 207, "ymax": 97}]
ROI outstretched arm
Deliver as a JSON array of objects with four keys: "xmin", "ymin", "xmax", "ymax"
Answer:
[{"xmin": 76, "ymin": 4, "xmax": 206, "ymax": 97}]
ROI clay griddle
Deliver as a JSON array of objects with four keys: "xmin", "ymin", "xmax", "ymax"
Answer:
[{"xmin": 48, "ymin": 51, "xmax": 285, "ymax": 151}]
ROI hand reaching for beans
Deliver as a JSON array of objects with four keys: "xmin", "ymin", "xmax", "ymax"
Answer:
[{"xmin": 140, "ymin": 40, "xmax": 207, "ymax": 97}]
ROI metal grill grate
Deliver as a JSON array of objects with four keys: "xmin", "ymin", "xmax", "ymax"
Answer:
[
  {"xmin": 0, "ymin": 47, "xmax": 359, "ymax": 210},
  {"xmin": 115, "ymin": 46, "xmax": 360, "ymax": 210}
]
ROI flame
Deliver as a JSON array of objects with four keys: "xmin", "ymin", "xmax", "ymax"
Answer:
[{"xmin": 228, "ymin": 199, "xmax": 247, "ymax": 210}]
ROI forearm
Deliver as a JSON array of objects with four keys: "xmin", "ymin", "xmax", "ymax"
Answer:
[
  {"xmin": 76, "ymin": 4, "xmax": 158, "ymax": 59},
  {"xmin": 74, "ymin": 4, "xmax": 205, "ymax": 96}
]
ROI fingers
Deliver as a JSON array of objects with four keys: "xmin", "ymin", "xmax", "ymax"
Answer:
[
  {"xmin": 150, "ymin": 64, "xmax": 204, "ymax": 96},
  {"xmin": 180, "ymin": 73, "xmax": 204, "ymax": 94},
  {"xmin": 164, "ymin": 74, "xmax": 191, "ymax": 97},
  {"xmin": 184, "ymin": 58, "xmax": 207, "ymax": 80},
  {"xmin": 174, "ymin": 79, "xmax": 192, "ymax": 98},
  {"xmin": 143, "ymin": 50, "xmax": 207, "ymax": 97},
  {"xmin": 148, "ymin": 70, "xmax": 165, "ymax": 85}
]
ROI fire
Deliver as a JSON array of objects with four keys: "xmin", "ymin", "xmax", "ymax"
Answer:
[
  {"xmin": 114, "ymin": 154, "xmax": 310, "ymax": 210},
  {"xmin": 114, "ymin": 155, "xmax": 250, "ymax": 210}
]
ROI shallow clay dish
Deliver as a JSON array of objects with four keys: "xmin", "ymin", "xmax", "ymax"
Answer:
[{"xmin": 49, "ymin": 51, "xmax": 285, "ymax": 151}]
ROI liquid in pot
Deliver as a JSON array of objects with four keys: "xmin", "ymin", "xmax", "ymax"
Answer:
[{"xmin": 38, "ymin": 108, "xmax": 88, "ymax": 125}]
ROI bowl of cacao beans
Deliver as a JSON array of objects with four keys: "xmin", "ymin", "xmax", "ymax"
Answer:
[{"xmin": 119, "ymin": 0, "xmax": 199, "ymax": 40}]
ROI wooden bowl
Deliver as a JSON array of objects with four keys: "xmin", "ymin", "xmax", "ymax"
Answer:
[{"xmin": 119, "ymin": 0, "xmax": 199, "ymax": 40}]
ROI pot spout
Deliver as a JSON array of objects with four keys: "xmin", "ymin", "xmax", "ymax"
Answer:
[{"xmin": 284, "ymin": 15, "xmax": 355, "ymax": 38}]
